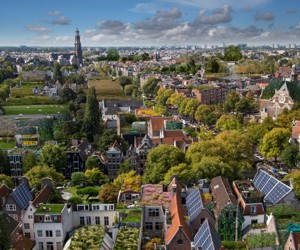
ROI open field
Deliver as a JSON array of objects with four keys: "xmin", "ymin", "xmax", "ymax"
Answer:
[
  {"xmin": 88, "ymin": 77, "xmax": 125, "ymax": 100},
  {"xmin": 2, "ymin": 104, "xmax": 69, "ymax": 115}
]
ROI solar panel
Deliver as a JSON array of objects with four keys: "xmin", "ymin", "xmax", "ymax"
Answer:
[
  {"xmin": 194, "ymin": 220, "xmax": 222, "ymax": 250},
  {"xmin": 12, "ymin": 182, "xmax": 33, "ymax": 210},
  {"xmin": 253, "ymin": 169, "xmax": 292, "ymax": 205},
  {"xmin": 186, "ymin": 188, "xmax": 203, "ymax": 221}
]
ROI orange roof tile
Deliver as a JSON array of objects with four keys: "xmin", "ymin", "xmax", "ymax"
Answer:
[{"xmin": 165, "ymin": 194, "xmax": 191, "ymax": 245}]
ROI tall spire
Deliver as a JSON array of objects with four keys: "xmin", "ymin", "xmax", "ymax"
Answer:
[{"xmin": 74, "ymin": 28, "xmax": 83, "ymax": 64}]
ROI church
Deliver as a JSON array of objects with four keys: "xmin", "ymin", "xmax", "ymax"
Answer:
[{"xmin": 259, "ymin": 82, "xmax": 294, "ymax": 120}]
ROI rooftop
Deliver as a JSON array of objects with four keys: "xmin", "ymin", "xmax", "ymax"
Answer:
[{"xmin": 35, "ymin": 204, "xmax": 64, "ymax": 214}]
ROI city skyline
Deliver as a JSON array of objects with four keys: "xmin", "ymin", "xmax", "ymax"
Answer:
[{"xmin": 1, "ymin": 0, "xmax": 299, "ymax": 47}]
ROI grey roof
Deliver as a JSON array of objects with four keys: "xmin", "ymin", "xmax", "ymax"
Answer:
[
  {"xmin": 186, "ymin": 188, "xmax": 204, "ymax": 221},
  {"xmin": 103, "ymin": 99, "xmax": 143, "ymax": 109},
  {"xmin": 12, "ymin": 182, "xmax": 33, "ymax": 210}
]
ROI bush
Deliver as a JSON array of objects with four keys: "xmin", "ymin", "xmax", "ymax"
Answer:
[
  {"xmin": 267, "ymin": 204, "xmax": 298, "ymax": 219},
  {"xmin": 222, "ymin": 241, "xmax": 247, "ymax": 250}
]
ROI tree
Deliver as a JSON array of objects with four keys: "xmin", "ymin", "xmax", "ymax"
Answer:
[
  {"xmin": 205, "ymin": 57, "xmax": 220, "ymax": 73},
  {"xmin": 224, "ymin": 45, "xmax": 242, "ymax": 61},
  {"xmin": 223, "ymin": 91, "xmax": 240, "ymax": 113},
  {"xmin": 246, "ymin": 122, "xmax": 268, "ymax": 145},
  {"xmin": 118, "ymin": 159, "xmax": 133, "ymax": 174},
  {"xmin": 106, "ymin": 48, "xmax": 120, "ymax": 61},
  {"xmin": 25, "ymin": 165, "xmax": 64, "ymax": 190},
  {"xmin": 99, "ymin": 183, "xmax": 119, "ymax": 203},
  {"xmin": 0, "ymin": 150, "xmax": 10, "ymax": 175},
  {"xmin": 283, "ymin": 170, "xmax": 300, "ymax": 198},
  {"xmin": 39, "ymin": 144, "xmax": 67, "ymax": 173},
  {"xmin": 260, "ymin": 128, "xmax": 290, "ymax": 161},
  {"xmin": 281, "ymin": 142, "xmax": 300, "ymax": 172},
  {"xmin": 143, "ymin": 145, "xmax": 185, "ymax": 184},
  {"xmin": 142, "ymin": 77, "xmax": 159, "ymax": 95},
  {"xmin": 113, "ymin": 170, "xmax": 142, "ymax": 192},
  {"xmin": 23, "ymin": 151, "xmax": 37, "ymax": 173},
  {"xmin": 68, "ymin": 195, "xmax": 83, "ymax": 204},
  {"xmin": 163, "ymin": 163, "xmax": 192, "ymax": 185},
  {"xmin": 53, "ymin": 62, "xmax": 63, "ymax": 83},
  {"xmin": 185, "ymin": 98, "xmax": 199, "ymax": 118},
  {"xmin": 85, "ymin": 156, "xmax": 99, "ymax": 169},
  {"xmin": 71, "ymin": 172, "xmax": 86, "ymax": 186},
  {"xmin": 119, "ymin": 76, "xmax": 132, "ymax": 89},
  {"xmin": 77, "ymin": 186, "xmax": 100, "ymax": 200},
  {"xmin": 85, "ymin": 168, "xmax": 109, "ymax": 185},
  {"xmin": 82, "ymin": 86, "xmax": 101, "ymax": 141},
  {"xmin": 59, "ymin": 88, "xmax": 77, "ymax": 102},
  {"xmin": 166, "ymin": 93, "xmax": 184, "ymax": 108},
  {"xmin": 0, "ymin": 174, "xmax": 13, "ymax": 188},
  {"xmin": 155, "ymin": 88, "xmax": 174, "ymax": 106},
  {"xmin": 215, "ymin": 114, "xmax": 241, "ymax": 131},
  {"xmin": 96, "ymin": 129, "xmax": 128, "ymax": 152}
]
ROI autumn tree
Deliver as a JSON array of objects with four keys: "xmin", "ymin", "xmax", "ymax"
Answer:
[
  {"xmin": 142, "ymin": 77, "xmax": 159, "ymax": 95},
  {"xmin": 0, "ymin": 174, "xmax": 13, "ymax": 188},
  {"xmin": 25, "ymin": 165, "xmax": 64, "ymax": 190},
  {"xmin": 143, "ymin": 145, "xmax": 185, "ymax": 184},
  {"xmin": 81, "ymin": 86, "xmax": 101, "ymax": 141},
  {"xmin": 215, "ymin": 114, "xmax": 241, "ymax": 131},
  {"xmin": 155, "ymin": 88, "xmax": 174, "ymax": 106},
  {"xmin": 99, "ymin": 183, "xmax": 119, "ymax": 203},
  {"xmin": 166, "ymin": 93, "xmax": 184, "ymax": 108},
  {"xmin": 85, "ymin": 168, "xmax": 109, "ymax": 186},
  {"xmin": 113, "ymin": 170, "xmax": 142, "ymax": 192},
  {"xmin": 39, "ymin": 144, "xmax": 67, "ymax": 173},
  {"xmin": 259, "ymin": 128, "xmax": 290, "ymax": 161}
]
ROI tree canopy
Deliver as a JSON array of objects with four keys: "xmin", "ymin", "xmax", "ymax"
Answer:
[
  {"xmin": 224, "ymin": 45, "xmax": 243, "ymax": 61},
  {"xmin": 39, "ymin": 144, "xmax": 67, "ymax": 173}
]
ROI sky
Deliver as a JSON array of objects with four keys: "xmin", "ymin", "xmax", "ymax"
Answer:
[{"xmin": 0, "ymin": 0, "xmax": 299, "ymax": 47}]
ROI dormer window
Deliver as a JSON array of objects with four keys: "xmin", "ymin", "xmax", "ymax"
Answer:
[
  {"xmin": 6, "ymin": 204, "xmax": 16, "ymax": 211},
  {"xmin": 45, "ymin": 214, "xmax": 52, "ymax": 222}
]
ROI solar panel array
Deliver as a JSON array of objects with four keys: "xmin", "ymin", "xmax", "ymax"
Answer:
[
  {"xmin": 193, "ymin": 220, "xmax": 222, "ymax": 250},
  {"xmin": 253, "ymin": 170, "xmax": 292, "ymax": 204},
  {"xmin": 12, "ymin": 182, "xmax": 33, "ymax": 210},
  {"xmin": 186, "ymin": 188, "xmax": 203, "ymax": 221}
]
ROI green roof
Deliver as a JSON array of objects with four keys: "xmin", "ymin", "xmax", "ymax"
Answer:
[{"xmin": 35, "ymin": 204, "xmax": 65, "ymax": 214}]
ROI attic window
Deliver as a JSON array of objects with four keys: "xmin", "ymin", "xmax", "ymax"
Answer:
[
  {"xmin": 45, "ymin": 214, "xmax": 52, "ymax": 222},
  {"xmin": 177, "ymin": 239, "xmax": 183, "ymax": 244}
]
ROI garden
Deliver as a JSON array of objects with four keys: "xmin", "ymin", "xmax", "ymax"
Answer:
[{"xmin": 114, "ymin": 226, "xmax": 139, "ymax": 250}]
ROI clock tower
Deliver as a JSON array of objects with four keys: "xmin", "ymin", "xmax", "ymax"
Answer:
[{"xmin": 74, "ymin": 28, "xmax": 83, "ymax": 64}]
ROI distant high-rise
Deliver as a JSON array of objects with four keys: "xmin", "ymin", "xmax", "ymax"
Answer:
[{"xmin": 74, "ymin": 28, "xmax": 83, "ymax": 64}]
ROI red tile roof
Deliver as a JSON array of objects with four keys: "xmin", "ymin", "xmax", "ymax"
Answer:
[
  {"xmin": 149, "ymin": 116, "xmax": 174, "ymax": 131},
  {"xmin": 292, "ymin": 121, "xmax": 300, "ymax": 139},
  {"xmin": 165, "ymin": 194, "xmax": 192, "ymax": 245}
]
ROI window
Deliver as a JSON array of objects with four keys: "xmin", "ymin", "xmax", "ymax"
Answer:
[
  {"xmin": 250, "ymin": 205, "xmax": 257, "ymax": 215},
  {"xmin": 25, "ymin": 232, "xmax": 31, "ymax": 238},
  {"xmin": 77, "ymin": 205, "xmax": 85, "ymax": 211},
  {"xmin": 104, "ymin": 216, "xmax": 109, "ymax": 226},
  {"xmin": 24, "ymin": 223, "xmax": 30, "ymax": 229},
  {"xmin": 56, "ymin": 242, "xmax": 62, "ymax": 250},
  {"xmin": 45, "ymin": 215, "xmax": 52, "ymax": 222},
  {"xmin": 56, "ymin": 230, "xmax": 61, "ymax": 237},
  {"xmin": 177, "ymin": 239, "xmax": 183, "ymax": 244},
  {"xmin": 155, "ymin": 222, "xmax": 163, "ymax": 230},
  {"xmin": 6, "ymin": 204, "xmax": 16, "ymax": 211},
  {"xmin": 148, "ymin": 208, "xmax": 159, "ymax": 217},
  {"xmin": 37, "ymin": 230, "xmax": 43, "ymax": 237},
  {"xmin": 45, "ymin": 230, "xmax": 53, "ymax": 237},
  {"xmin": 46, "ymin": 242, "xmax": 53, "ymax": 250},
  {"xmin": 38, "ymin": 242, "xmax": 44, "ymax": 250},
  {"xmin": 92, "ymin": 205, "xmax": 100, "ymax": 211},
  {"xmin": 86, "ymin": 216, "xmax": 91, "ymax": 225},
  {"xmin": 95, "ymin": 217, "xmax": 100, "ymax": 225},
  {"xmin": 28, "ymin": 215, "xmax": 33, "ymax": 219},
  {"xmin": 80, "ymin": 217, "xmax": 85, "ymax": 225},
  {"xmin": 145, "ymin": 222, "xmax": 153, "ymax": 230},
  {"xmin": 251, "ymin": 219, "xmax": 258, "ymax": 224}
]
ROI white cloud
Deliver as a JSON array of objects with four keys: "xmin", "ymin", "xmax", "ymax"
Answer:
[{"xmin": 25, "ymin": 24, "xmax": 52, "ymax": 34}]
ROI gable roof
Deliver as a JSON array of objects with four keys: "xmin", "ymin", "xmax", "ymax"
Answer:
[
  {"xmin": 193, "ymin": 219, "xmax": 222, "ymax": 250},
  {"xmin": 32, "ymin": 185, "xmax": 53, "ymax": 207},
  {"xmin": 210, "ymin": 176, "xmax": 237, "ymax": 218},
  {"xmin": 12, "ymin": 182, "xmax": 33, "ymax": 210},
  {"xmin": 165, "ymin": 194, "xmax": 192, "ymax": 245},
  {"xmin": 0, "ymin": 184, "xmax": 12, "ymax": 208},
  {"xmin": 137, "ymin": 134, "xmax": 154, "ymax": 150},
  {"xmin": 252, "ymin": 169, "xmax": 293, "ymax": 205},
  {"xmin": 0, "ymin": 212, "xmax": 19, "ymax": 236}
]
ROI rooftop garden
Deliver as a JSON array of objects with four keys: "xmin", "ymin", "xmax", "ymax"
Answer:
[
  {"xmin": 114, "ymin": 226, "xmax": 139, "ymax": 250},
  {"xmin": 35, "ymin": 204, "xmax": 64, "ymax": 214},
  {"xmin": 141, "ymin": 184, "xmax": 171, "ymax": 207},
  {"xmin": 119, "ymin": 208, "xmax": 142, "ymax": 223},
  {"xmin": 68, "ymin": 225, "xmax": 105, "ymax": 250}
]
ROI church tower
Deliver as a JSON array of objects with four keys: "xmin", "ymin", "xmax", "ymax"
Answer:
[{"xmin": 74, "ymin": 28, "xmax": 83, "ymax": 64}]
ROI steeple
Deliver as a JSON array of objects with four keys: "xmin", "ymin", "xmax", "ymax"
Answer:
[{"xmin": 74, "ymin": 28, "xmax": 83, "ymax": 64}]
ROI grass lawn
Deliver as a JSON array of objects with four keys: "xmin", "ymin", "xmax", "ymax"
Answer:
[
  {"xmin": 2, "ymin": 104, "xmax": 69, "ymax": 115},
  {"xmin": 0, "ymin": 140, "xmax": 16, "ymax": 150},
  {"xmin": 88, "ymin": 78, "xmax": 125, "ymax": 100}
]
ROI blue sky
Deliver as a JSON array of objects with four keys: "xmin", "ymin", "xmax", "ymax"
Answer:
[{"xmin": 0, "ymin": 0, "xmax": 299, "ymax": 47}]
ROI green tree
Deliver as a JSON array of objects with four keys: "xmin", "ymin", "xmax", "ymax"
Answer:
[
  {"xmin": 259, "ymin": 128, "xmax": 290, "ymax": 161},
  {"xmin": 0, "ymin": 150, "xmax": 10, "ymax": 175},
  {"xmin": 106, "ymin": 48, "xmax": 120, "ymax": 61},
  {"xmin": 205, "ymin": 57, "xmax": 220, "ymax": 73},
  {"xmin": 85, "ymin": 168, "xmax": 109, "ymax": 185},
  {"xmin": 85, "ymin": 156, "xmax": 99, "ymax": 170},
  {"xmin": 155, "ymin": 88, "xmax": 174, "ymax": 106},
  {"xmin": 39, "ymin": 144, "xmax": 67, "ymax": 173},
  {"xmin": 223, "ymin": 91, "xmax": 240, "ymax": 113},
  {"xmin": 163, "ymin": 163, "xmax": 192, "ymax": 185},
  {"xmin": 59, "ymin": 88, "xmax": 77, "ymax": 102},
  {"xmin": 119, "ymin": 76, "xmax": 132, "ymax": 89},
  {"xmin": 281, "ymin": 142, "xmax": 300, "ymax": 172},
  {"xmin": 142, "ymin": 77, "xmax": 159, "ymax": 95},
  {"xmin": 246, "ymin": 122, "xmax": 268, "ymax": 145},
  {"xmin": 68, "ymin": 195, "xmax": 83, "ymax": 204},
  {"xmin": 143, "ymin": 145, "xmax": 185, "ymax": 184},
  {"xmin": 77, "ymin": 186, "xmax": 100, "ymax": 200},
  {"xmin": 82, "ymin": 86, "xmax": 101, "ymax": 141},
  {"xmin": 95, "ymin": 129, "xmax": 128, "ymax": 152},
  {"xmin": 166, "ymin": 93, "xmax": 184, "ymax": 108},
  {"xmin": 23, "ymin": 151, "xmax": 37, "ymax": 173},
  {"xmin": 185, "ymin": 98, "xmax": 199, "ymax": 118},
  {"xmin": 71, "ymin": 172, "xmax": 86, "ymax": 186},
  {"xmin": 0, "ymin": 174, "xmax": 13, "ymax": 188},
  {"xmin": 25, "ymin": 165, "xmax": 64, "ymax": 190},
  {"xmin": 224, "ymin": 45, "xmax": 242, "ymax": 61},
  {"xmin": 53, "ymin": 62, "xmax": 63, "ymax": 83},
  {"xmin": 99, "ymin": 183, "xmax": 119, "ymax": 203},
  {"xmin": 216, "ymin": 114, "xmax": 241, "ymax": 131},
  {"xmin": 118, "ymin": 159, "xmax": 133, "ymax": 174},
  {"xmin": 283, "ymin": 170, "xmax": 300, "ymax": 198}
]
